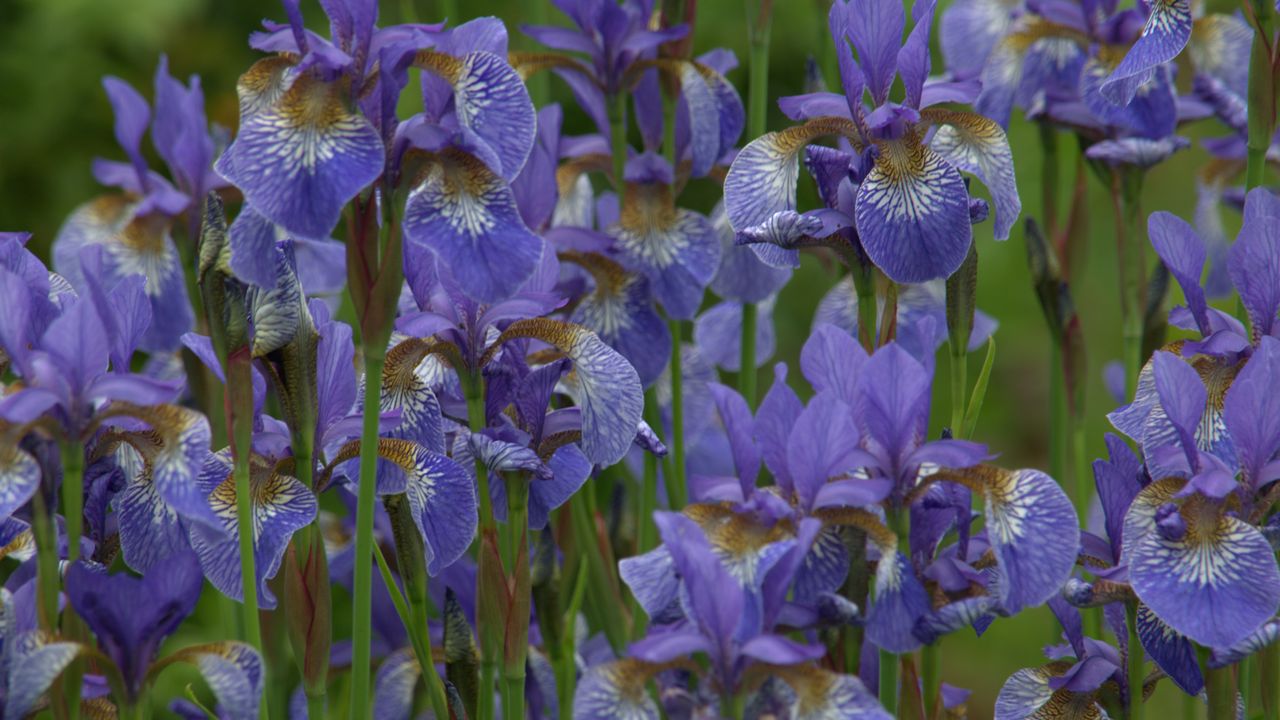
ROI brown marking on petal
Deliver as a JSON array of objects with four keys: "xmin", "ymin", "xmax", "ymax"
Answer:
[
  {"xmin": 507, "ymin": 52, "xmax": 598, "ymax": 84},
  {"xmin": 237, "ymin": 56, "xmax": 297, "ymax": 116},
  {"xmin": 0, "ymin": 525, "xmax": 34, "ymax": 562},
  {"xmin": 414, "ymin": 51, "xmax": 465, "ymax": 84},
  {"xmin": 601, "ymin": 659, "xmax": 662, "ymax": 706},
  {"xmin": 480, "ymin": 318, "xmax": 584, "ymax": 368},
  {"xmin": 559, "ymin": 251, "xmax": 631, "ymax": 297},
  {"xmin": 812, "ymin": 507, "xmax": 897, "ymax": 550},
  {"xmin": 536, "ymin": 430, "xmax": 583, "ymax": 462},
  {"xmin": 277, "ymin": 72, "xmax": 351, "ymax": 131},
  {"xmin": 619, "ymin": 182, "xmax": 678, "ymax": 233},
  {"xmin": 555, "ymin": 154, "xmax": 612, "ymax": 197},
  {"xmin": 871, "ymin": 131, "xmax": 931, "ymax": 186}
]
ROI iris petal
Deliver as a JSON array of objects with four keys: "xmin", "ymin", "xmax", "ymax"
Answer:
[
  {"xmin": 372, "ymin": 647, "xmax": 420, "ymax": 720},
  {"xmin": 855, "ymin": 135, "xmax": 972, "ymax": 283},
  {"xmin": 573, "ymin": 659, "xmax": 660, "ymax": 720},
  {"xmin": 378, "ymin": 439, "xmax": 476, "ymax": 575},
  {"xmin": 611, "ymin": 186, "xmax": 720, "ymax": 320},
  {"xmin": 215, "ymin": 69, "xmax": 384, "ymax": 239},
  {"xmin": 994, "ymin": 663, "xmax": 1105, "ymax": 720},
  {"xmin": 923, "ymin": 109, "xmax": 1021, "ymax": 241},
  {"xmin": 723, "ymin": 118, "xmax": 858, "ymax": 268},
  {"xmin": 867, "ymin": 551, "xmax": 931, "ymax": 653},
  {"xmin": 1127, "ymin": 492, "xmax": 1280, "ymax": 648},
  {"xmin": 403, "ymin": 148, "xmax": 544, "ymax": 303},
  {"xmin": 161, "ymin": 642, "xmax": 265, "ymax": 720},
  {"xmin": 415, "ymin": 51, "xmax": 536, "ymax": 181},
  {"xmin": 1136, "ymin": 603, "xmax": 1203, "ymax": 695},
  {"xmin": 1100, "ymin": 0, "xmax": 1193, "ymax": 106},
  {"xmin": 5, "ymin": 633, "xmax": 83, "ymax": 720},
  {"xmin": 486, "ymin": 319, "xmax": 643, "ymax": 466},
  {"xmin": 0, "ymin": 443, "xmax": 38, "ymax": 522},
  {"xmin": 982, "ymin": 468, "xmax": 1079, "ymax": 613}
]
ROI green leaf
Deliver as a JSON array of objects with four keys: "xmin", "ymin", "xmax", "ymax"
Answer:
[{"xmin": 963, "ymin": 337, "xmax": 997, "ymax": 438}]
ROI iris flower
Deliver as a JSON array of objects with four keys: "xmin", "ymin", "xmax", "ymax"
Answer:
[
  {"xmin": 52, "ymin": 60, "xmax": 222, "ymax": 351},
  {"xmin": 724, "ymin": 0, "xmax": 1020, "ymax": 283}
]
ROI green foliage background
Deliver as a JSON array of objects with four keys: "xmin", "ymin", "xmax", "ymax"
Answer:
[{"xmin": 0, "ymin": 0, "xmax": 1224, "ymax": 715}]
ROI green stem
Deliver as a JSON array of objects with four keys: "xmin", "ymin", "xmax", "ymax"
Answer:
[
  {"xmin": 502, "ymin": 476, "xmax": 531, "ymax": 720},
  {"xmin": 1261, "ymin": 639, "xmax": 1279, "ymax": 718},
  {"xmin": 739, "ymin": 302, "xmax": 759, "ymax": 407},
  {"xmin": 348, "ymin": 345, "xmax": 386, "ymax": 719},
  {"xmin": 465, "ymin": 373, "xmax": 499, "ymax": 720},
  {"xmin": 31, "ymin": 488, "xmax": 59, "ymax": 632},
  {"xmin": 949, "ymin": 349, "xmax": 967, "ymax": 437},
  {"xmin": 526, "ymin": 0, "xmax": 550, "ymax": 107},
  {"xmin": 226, "ymin": 348, "xmax": 267, "ymax": 720},
  {"xmin": 306, "ymin": 688, "xmax": 324, "ymax": 720},
  {"xmin": 922, "ymin": 641, "xmax": 941, "ymax": 720},
  {"xmin": 722, "ymin": 692, "xmax": 746, "ymax": 720},
  {"xmin": 879, "ymin": 650, "xmax": 899, "ymax": 716},
  {"xmin": 1039, "ymin": 121, "xmax": 1060, "ymax": 237},
  {"xmin": 852, "ymin": 263, "xmax": 879, "ymax": 353},
  {"xmin": 569, "ymin": 495, "xmax": 627, "ymax": 653},
  {"xmin": 61, "ymin": 440, "xmax": 83, "ymax": 564},
  {"xmin": 608, "ymin": 93, "xmax": 628, "ymax": 198},
  {"xmin": 1202, "ymin": 646, "xmax": 1236, "ymax": 720},
  {"xmin": 1245, "ymin": 0, "xmax": 1274, "ymax": 192},
  {"xmin": 840, "ymin": 528, "xmax": 868, "ymax": 676},
  {"xmin": 1048, "ymin": 338, "xmax": 1068, "ymax": 497},
  {"xmin": 1072, "ymin": 412, "xmax": 1090, "ymax": 518},
  {"xmin": 667, "ymin": 321, "xmax": 687, "ymax": 507},
  {"xmin": 1112, "ymin": 172, "xmax": 1145, "ymax": 397},
  {"xmin": 1126, "ymin": 602, "xmax": 1144, "ymax": 720},
  {"xmin": 385, "ymin": 496, "xmax": 450, "ymax": 720},
  {"xmin": 638, "ymin": 392, "xmax": 662, "ymax": 552}
]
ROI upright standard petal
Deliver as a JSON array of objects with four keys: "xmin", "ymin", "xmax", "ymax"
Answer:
[
  {"xmin": 403, "ymin": 148, "xmax": 544, "ymax": 303},
  {"xmin": 1100, "ymin": 0, "xmax": 1193, "ymax": 106},
  {"xmin": 1149, "ymin": 211, "xmax": 1210, "ymax": 334},
  {"xmin": 844, "ymin": 0, "xmax": 906, "ymax": 105},
  {"xmin": 1228, "ymin": 187, "xmax": 1280, "ymax": 338},
  {"xmin": 855, "ymin": 134, "xmax": 972, "ymax": 283},
  {"xmin": 215, "ymin": 66, "xmax": 384, "ymax": 239}
]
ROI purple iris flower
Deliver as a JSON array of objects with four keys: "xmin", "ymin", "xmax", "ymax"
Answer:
[
  {"xmin": 65, "ymin": 552, "xmax": 264, "ymax": 718},
  {"xmin": 995, "ymin": 597, "xmax": 1123, "ymax": 719},
  {"xmin": 949, "ymin": 0, "xmax": 1247, "ymax": 174},
  {"xmin": 522, "ymin": 0, "xmax": 744, "ymax": 177},
  {"xmin": 585, "ymin": 512, "xmax": 889, "ymax": 718},
  {"xmin": 0, "ymin": 241, "xmax": 213, "ymax": 554},
  {"xmin": 398, "ymin": 250, "xmax": 644, "ymax": 467},
  {"xmin": 51, "ymin": 60, "xmax": 222, "ymax": 351},
  {"xmin": 724, "ymin": 0, "xmax": 1021, "ymax": 284},
  {"xmin": 1112, "ymin": 189, "xmax": 1280, "ymax": 479},
  {"xmin": 217, "ymin": 3, "xmax": 541, "ymax": 304}
]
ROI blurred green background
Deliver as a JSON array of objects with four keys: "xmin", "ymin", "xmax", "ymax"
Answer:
[{"xmin": 0, "ymin": 0, "xmax": 1227, "ymax": 715}]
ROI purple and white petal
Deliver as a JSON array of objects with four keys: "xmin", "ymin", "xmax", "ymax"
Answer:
[
  {"xmin": 372, "ymin": 647, "xmax": 419, "ymax": 720},
  {"xmin": 215, "ymin": 70, "xmax": 383, "ymax": 239},
  {"xmin": 416, "ymin": 51, "xmax": 537, "ymax": 180},
  {"xmin": 1128, "ymin": 495, "xmax": 1280, "ymax": 648},
  {"xmin": 925, "ymin": 110, "xmax": 1021, "ymax": 241},
  {"xmin": 403, "ymin": 150, "xmax": 544, "ymax": 303},
  {"xmin": 855, "ymin": 137, "xmax": 973, "ymax": 283},
  {"xmin": 866, "ymin": 551, "xmax": 931, "ymax": 653},
  {"xmin": 984, "ymin": 469, "xmax": 1080, "ymax": 613},
  {"xmin": 397, "ymin": 445, "xmax": 476, "ymax": 575},
  {"xmin": 5, "ymin": 633, "xmax": 84, "ymax": 720},
  {"xmin": 724, "ymin": 121, "xmax": 855, "ymax": 268},
  {"xmin": 0, "ymin": 445, "xmax": 38, "ymax": 523},
  {"xmin": 1100, "ymin": 0, "xmax": 1193, "ymax": 106},
  {"xmin": 611, "ymin": 195, "xmax": 719, "ymax": 320},
  {"xmin": 693, "ymin": 300, "xmax": 775, "ymax": 372},
  {"xmin": 573, "ymin": 660, "xmax": 660, "ymax": 720},
  {"xmin": 1136, "ymin": 603, "xmax": 1203, "ymax": 695}
]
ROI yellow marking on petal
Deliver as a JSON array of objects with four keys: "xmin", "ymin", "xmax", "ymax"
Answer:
[
  {"xmin": 0, "ymin": 527, "xmax": 35, "ymax": 562},
  {"xmin": 555, "ymin": 154, "xmax": 611, "ymax": 198}
]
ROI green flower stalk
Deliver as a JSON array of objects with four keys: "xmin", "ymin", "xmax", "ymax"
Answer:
[
  {"xmin": 344, "ymin": 189, "xmax": 406, "ymax": 718},
  {"xmin": 739, "ymin": 0, "xmax": 774, "ymax": 407}
]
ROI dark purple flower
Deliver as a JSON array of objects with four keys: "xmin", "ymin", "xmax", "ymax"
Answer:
[{"xmin": 66, "ymin": 552, "xmax": 265, "ymax": 717}]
